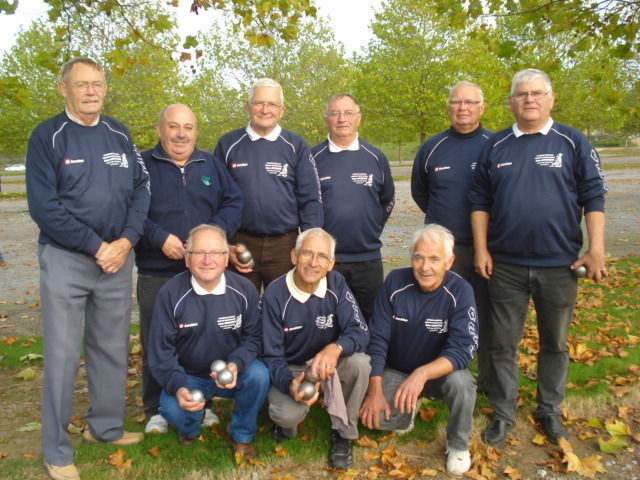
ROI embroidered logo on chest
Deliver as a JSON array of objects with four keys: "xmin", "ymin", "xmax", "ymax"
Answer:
[
  {"xmin": 424, "ymin": 318, "xmax": 448, "ymax": 333},
  {"xmin": 534, "ymin": 153, "xmax": 563, "ymax": 168},
  {"xmin": 266, "ymin": 162, "xmax": 288, "ymax": 177},
  {"xmin": 103, "ymin": 152, "xmax": 128, "ymax": 168},
  {"xmin": 351, "ymin": 173, "xmax": 373, "ymax": 186},
  {"xmin": 316, "ymin": 314, "xmax": 334, "ymax": 329}
]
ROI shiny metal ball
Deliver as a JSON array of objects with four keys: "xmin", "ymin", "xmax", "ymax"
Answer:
[
  {"xmin": 298, "ymin": 380, "xmax": 316, "ymax": 400},
  {"xmin": 190, "ymin": 389, "xmax": 205, "ymax": 403},
  {"xmin": 574, "ymin": 265, "xmax": 587, "ymax": 278},
  {"xmin": 210, "ymin": 359, "xmax": 227, "ymax": 374},
  {"xmin": 217, "ymin": 368, "xmax": 234, "ymax": 386},
  {"xmin": 304, "ymin": 367, "xmax": 320, "ymax": 384},
  {"xmin": 237, "ymin": 247, "xmax": 253, "ymax": 265}
]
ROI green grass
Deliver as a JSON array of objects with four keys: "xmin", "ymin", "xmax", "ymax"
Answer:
[
  {"xmin": 0, "ymin": 255, "xmax": 638, "ymax": 478},
  {"xmin": 0, "ymin": 192, "xmax": 26, "ymax": 199}
]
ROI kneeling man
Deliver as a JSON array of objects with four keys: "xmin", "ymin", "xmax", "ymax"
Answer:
[
  {"xmin": 148, "ymin": 224, "xmax": 269, "ymax": 458},
  {"xmin": 360, "ymin": 224, "xmax": 477, "ymax": 477},
  {"xmin": 262, "ymin": 228, "xmax": 370, "ymax": 470}
]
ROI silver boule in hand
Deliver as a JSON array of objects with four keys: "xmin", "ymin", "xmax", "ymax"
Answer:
[
  {"xmin": 190, "ymin": 389, "xmax": 205, "ymax": 403},
  {"xmin": 573, "ymin": 265, "xmax": 587, "ymax": 278},
  {"xmin": 210, "ymin": 359, "xmax": 227, "ymax": 374},
  {"xmin": 236, "ymin": 243, "xmax": 253, "ymax": 264},
  {"xmin": 217, "ymin": 368, "xmax": 234, "ymax": 386},
  {"xmin": 298, "ymin": 380, "xmax": 316, "ymax": 400},
  {"xmin": 304, "ymin": 366, "xmax": 320, "ymax": 384}
]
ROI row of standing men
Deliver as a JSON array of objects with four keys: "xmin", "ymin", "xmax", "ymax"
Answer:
[{"xmin": 25, "ymin": 57, "xmax": 607, "ymax": 480}]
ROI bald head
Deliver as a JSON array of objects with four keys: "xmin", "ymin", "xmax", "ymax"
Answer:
[{"xmin": 156, "ymin": 104, "xmax": 197, "ymax": 165}]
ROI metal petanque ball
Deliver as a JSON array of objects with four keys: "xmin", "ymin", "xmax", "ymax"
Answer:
[
  {"xmin": 236, "ymin": 244, "xmax": 253, "ymax": 264},
  {"xmin": 217, "ymin": 368, "xmax": 234, "ymax": 386},
  {"xmin": 304, "ymin": 367, "xmax": 320, "ymax": 384},
  {"xmin": 210, "ymin": 359, "xmax": 227, "ymax": 374},
  {"xmin": 298, "ymin": 380, "xmax": 316, "ymax": 400},
  {"xmin": 574, "ymin": 265, "xmax": 587, "ymax": 278},
  {"xmin": 190, "ymin": 389, "xmax": 205, "ymax": 403}
]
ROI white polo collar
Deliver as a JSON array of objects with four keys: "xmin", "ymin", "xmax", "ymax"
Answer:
[
  {"xmin": 285, "ymin": 268, "xmax": 327, "ymax": 303},
  {"xmin": 246, "ymin": 123, "xmax": 282, "ymax": 141},
  {"xmin": 328, "ymin": 134, "xmax": 360, "ymax": 152},
  {"xmin": 191, "ymin": 273, "xmax": 227, "ymax": 295},
  {"xmin": 513, "ymin": 117, "xmax": 553, "ymax": 137},
  {"xmin": 65, "ymin": 108, "xmax": 100, "ymax": 126}
]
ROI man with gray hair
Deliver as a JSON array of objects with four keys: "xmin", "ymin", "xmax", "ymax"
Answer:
[
  {"xmin": 311, "ymin": 94, "xmax": 395, "ymax": 322},
  {"xmin": 136, "ymin": 103, "xmax": 243, "ymax": 435},
  {"xmin": 261, "ymin": 227, "xmax": 370, "ymax": 470},
  {"xmin": 26, "ymin": 57, "xmax": 150, "ymax": 480},
  {"xmin": 411, "ymin": 81, "xmax": 492, "ymax": 393},
  {"xmin": 470, "ymin": 68, "xmax": 607, "ymax": 447},
  {"xmin": 360, "ymin": 224, "xmax": 478, "ymax": 477},
  {"xmin": 214, "ymin": 78, "xmax": 324, "ymax": 292}
]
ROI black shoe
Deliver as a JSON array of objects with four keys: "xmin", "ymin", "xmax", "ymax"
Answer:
[
  {"xmin": 535, "ymin": 415, "xmax": 567, "ymax": 445},
  {"xmin": 271, "ymin": 424, "xmax": 288, "ymax": 444},
  {"xmin": 328, "ymin": 429, "xmax": 352, "ymax": 470},
  {"xmin": 482, "ymin": 418, "xmax": 513, "ymax": 446}
]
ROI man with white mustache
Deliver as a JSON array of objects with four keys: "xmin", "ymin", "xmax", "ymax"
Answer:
[{"xmin": 136, "ymin": 103, "xmax": 243, "ymax": 436}]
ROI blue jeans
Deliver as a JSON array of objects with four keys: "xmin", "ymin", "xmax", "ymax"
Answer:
[
  {"xmin": 488, "ymin": 261, "xmax": 577, "ymax": 424},
  {"xmin": 159, "ymin": 360, "xmax": 269, "ymax": 442}
]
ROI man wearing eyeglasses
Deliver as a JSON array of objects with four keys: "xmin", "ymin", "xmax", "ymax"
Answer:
[
  {"xmin": 148, "ymin": 224, "xmax": 269, "ymax": 458},
  {"xmin": 311, "ymin": 94, "xmax": 395, "ymax": 322},
  {"xmin": 470, "ymin": 68, "xmax": 608, "ymax": 447},
  {"xmin": 261, "ymin": 228, "xmax": 370, "ymax": 470},
  {"xmin": 135, "ymin": 103, "xmax": 243, "ymax": 436},
  {"xmin": 26, "ymin": 57, "xmax": 150, "ymax": 480},
  {"xmin": 213, "ymin": 78, "xmax": 324, "ymax": 293},
  {"xmin": 410, "ymin": 81, "xmax": 493, "ymax": 394}
]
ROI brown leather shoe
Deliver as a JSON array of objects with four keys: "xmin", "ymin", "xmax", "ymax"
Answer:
[
  {"xmin": 43, "ymin": 462, "xmax": 80, "ymax": 480},
  {"xmin": 231, "ymin": 440, "xmax": 256, "ymax": 459},
  {"xmin": 178, "ymin": 435, "xmax": 196, "ymax": 446},
  {"xmin": 82, "ymin": 429, "xmax": 143, "ymax": 446}
]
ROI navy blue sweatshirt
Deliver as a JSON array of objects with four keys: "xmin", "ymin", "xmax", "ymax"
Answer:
[
  {"xmin": 26, "ymin": 112, "xmax": 150, "ymax": 255},
  {"xmin": 261, "ymin": 270, "xmax": 369, "ymax": 394},
  {"xmin": 367, "ymin": 268, "xmax": 478, "ymax": 378},
  {"xmin": 214, "ymin": 126, "xmax": 323, "ymax": 235},
  {"xmin": 148, "ymin": 271, "xmax": 261, "ymax": 396},
  {"xmin": 312, "ymin": 139, "xmax": 395, "ymax": 262},
  {"xmin": 411, "ymin": 125, "xmax": 492, "ymax": 244},
  {"xmin": 135, "ymin": 143, "xmax": 243, "ymax": 276},
  {"xmin": 469, "ymin": 121, "xmax": 607, "ymax": 267}
]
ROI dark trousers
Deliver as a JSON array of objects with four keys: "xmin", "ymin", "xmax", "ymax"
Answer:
[
  {"xmin": 333, "ymin": 258, "xmax": 383, "ymax": 322},
  {"xmin": 229, "ymin": 230, "xmax": 298, "ymax": 293},
  {"xmin": 451, "ymin": 243, "xmax": 491, "ymax": 391},
  {"xmin": 137, "ymin": 274, "xmax": 172, "ymax": 417}
]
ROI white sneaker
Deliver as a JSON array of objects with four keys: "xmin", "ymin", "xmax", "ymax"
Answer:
[
  {"xmin": 145, "ymin": 414, "xmax": 168, "ymax": 434},
  {"xmin": 202, "ymin": 408, "xmax": 220, "ymax": 427},
  {"xmin": 446, "ymin": 449, "xmax": 471, "ymax": 477}
]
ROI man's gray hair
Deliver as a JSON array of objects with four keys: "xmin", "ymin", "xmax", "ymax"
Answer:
[
  {"xmin": 510, "ymin": 68, "xmax": 552, "ymax": 96},
  {"xmin": 410, "ymin": 224, "xmax": 455, "ymax": 260},
  {"xmin": 449, "ymin": 81, "xmax": 484, "ymax": 103},
  {"xmin": 295, "ymin": 228, "xmax": 336, "ymax": 259},
  {"xmin": 248, "ymin": 78, "xmax": 284, "ymax": 105},
  {"xmin": 60, "ymin": 57, "xmax": 103, "ymax": 82},
  {"xmin": 186, "ymin": 224, "xmax": 228, "ymax": 252},
  {"xmin": 157, "ymin": 103, "xmax": 198, "ymax": 128},
  {"xmin": 324, "ymin": 94, "xmax": 361, "ymax": 117}
]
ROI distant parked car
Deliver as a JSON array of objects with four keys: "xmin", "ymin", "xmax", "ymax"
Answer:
[{"xmin": 4, "ymin": 164, "xmax": 26, "ymax": 172}]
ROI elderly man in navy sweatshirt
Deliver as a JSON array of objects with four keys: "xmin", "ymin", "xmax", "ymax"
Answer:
[
  {"xmin": 136, "ymin": 103, "xmax": 243, "ymax": 435},
  {"xmin": 411, "ymin": 81, "xmax": 493, "ymax": 392},
  {"xmin": 148, "ymin": 224, "xmax": 269, "ymax": 459},
  {"xmin": 26, "ymin": 57, "xmax": 150, "ymax": 480},
  {"xmin": 214, "ymin": 78, "xmax": 323, "ymax": 293},
  {"xmin": 470, "ymin": 68, "xmax": 607, "ymax": 447},
  {"xmin": 312, "ymin": 94, "xmax": 395, "ymax": 322},
  {"xmin": 261, "ymin": 228, "xmax": 370, "ymax": 470},
  {"xmin": 360, "ymin": 224, "xmax": 477, "ymax": 478}
]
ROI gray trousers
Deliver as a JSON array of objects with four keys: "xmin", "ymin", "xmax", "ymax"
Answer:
[
  {"xmin": 39, "ymin": 244, "xmax": 134, "ymax": 466},
  {"xmin": 451, "ymin": 243, "xmax": 491, "ymax": 391},
  {"xmin": 375, "ymin": 367, "xmax": 476, "ymax": 451},
  {"xmin": 488, "ymin": 261, "xmax": 577, "ymax": 424},
  {"xmin": 137, "ymin": 274, "xmax": 172, "ymax": 417},
  {"xmin": 268, "ymin": 352, "xmax": 371, "ymax": 440}
]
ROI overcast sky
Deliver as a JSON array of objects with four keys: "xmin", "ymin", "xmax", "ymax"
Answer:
[{"xmin": 0, "ymin": 0, "xmax": 381, "ymax": 55}]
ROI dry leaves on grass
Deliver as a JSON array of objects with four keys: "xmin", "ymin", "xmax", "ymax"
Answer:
[{"xmin": 105, "ymin": 448, "xmax": 133, "ymax": 470}]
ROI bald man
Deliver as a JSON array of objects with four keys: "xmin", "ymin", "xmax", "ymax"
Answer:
[{"xmin": 135, "ymin": 103, "xmax": 243, "ymax": 434}]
